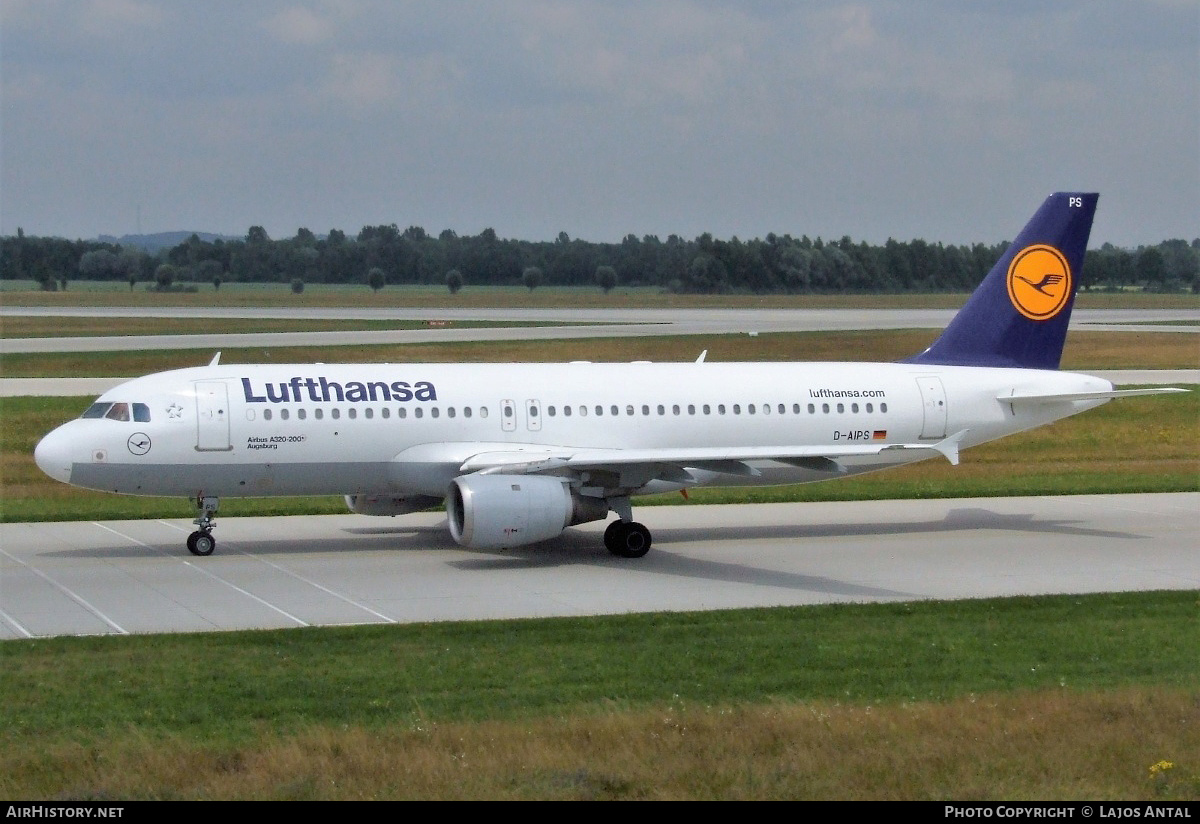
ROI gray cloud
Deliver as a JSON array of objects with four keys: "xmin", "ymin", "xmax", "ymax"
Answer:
[{"xmin": 2, "ymin": 0, "xmax": 1196, "ymax": 247}]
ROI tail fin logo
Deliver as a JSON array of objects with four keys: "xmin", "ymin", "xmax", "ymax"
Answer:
[{"xmin": 1006, "ymin": 244, "xmax": 1072, "ymax": 320}]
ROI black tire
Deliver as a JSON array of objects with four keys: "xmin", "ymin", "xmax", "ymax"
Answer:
[
  {"xmin": 604, "ymin": 520, "xmax": 652, "ymax": 558},
  {"xmin": 187, "ymin": 530, "xmax": 216, "ymax": 556}
]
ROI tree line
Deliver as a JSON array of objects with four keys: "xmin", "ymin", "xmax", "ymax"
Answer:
[{"xmin": 2, "ymin": 224, "xmax": 1196, "ymax": 294}]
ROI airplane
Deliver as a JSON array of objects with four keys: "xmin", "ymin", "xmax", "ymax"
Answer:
[{"xmin": 33, "ymin": 192, "xmax": 1185, "ymax": 558}]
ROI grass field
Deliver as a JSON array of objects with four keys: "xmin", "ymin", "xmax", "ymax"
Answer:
[{"xmin": 2, "ymin": 291, "xmax": 1197, "ymax": 800}]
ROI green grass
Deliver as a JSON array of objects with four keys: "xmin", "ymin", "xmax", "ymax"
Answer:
[
  {"xmin": 4, "ymin": 280, "xmax": 1198, "ymax": 309},
  {"xmin": 1, "ymin": 591, "xmax": 1197, "ymax": 799}
]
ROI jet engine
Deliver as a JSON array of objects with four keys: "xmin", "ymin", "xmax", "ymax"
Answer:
[
  {"xmin": 447, "ymin": 474, "xmax": 608, "ymax": 549},
  {"xmin": 345, "ymin": 493, "xmax": 442, "ymax": 517}
]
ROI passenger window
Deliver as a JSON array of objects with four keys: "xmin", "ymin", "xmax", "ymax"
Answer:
[
  {"xmin": 626, "ymin": 405, "xmax": 634, "ymax": 416},
  {"xmin": 748, "ymin": 404, "xmax": 756, "ymax": 415},
  {"xmin": 415, "ymin": 408, "xmax": 423, "ymax": 419},
  {"xmin": 688, "ymin": 404, "xmax": 695, "ymax": 415},
  {"xmin": 332, "ymin": 409, "xmax": 340, "ymax": 419},
  {"xmin": 866, "ymin": 403, "xmax": 873, "ymax": 413},
  {"xmin": 837, "ymin": 403, "xmax": 844, "ymax": 413},
  {"xmin": 822, "ymin": 404, "xmax": 830, "ymax": 413},
  {"xmin": 431, "ymin": 407, "xmax": 440, "ymax": 418},
  {"xmin": 563, "ymin": 406, "xmax": 571, "ymax": 417},
  {"xmin": 464, "ymin": 407, "xmax": 472, "ymax": 418},
  {"xmin": 881, "ymin": 403, "xmax": 888, "ymax": 413},
  {"xmin": 316, "ymin": 408, "xmax": 324, "ymax": 420},
  {"xmin": 448, "ymin": 407, "xmax": 456, "ymax": 418},
  {"xmin": 264, "ymin": 409, "xmax": 273, "ymax": 421},
  {"xmin": 364, "ymin": 408, "xmax": 373, "ymax": 419},
  {"xmin": 298, "ymin": 409, "xmax": 307, "ymax": 420},
  {"xmin": 133, "ymin": 403, "xmax": 151, "ymax": 422},
  {"xmin": 348, "ymin": 408, "xmax": 357, "ymax": 419},
  {"xmin": 480, "ymin": 407, "xmax": 489, "ymax": 418},
  {"xmin": 732, "ymin": 404, "xmax": 741, "ymax": 415},
  {"xmin": 398, "ymin": 408, "xmax": 407, "ymax": 419},
  {"xmin": 280, "ymin": 409, "xmax": 290, "ymax": 421}
]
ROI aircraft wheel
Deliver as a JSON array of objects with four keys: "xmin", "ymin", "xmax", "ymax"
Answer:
[
  {"xmin": 604, "ymin": 520, "xmax": 652, "ymax": 558},
  {"xmin": 187, "ymin": 530, "xmax": 216, "ymax": 557}
]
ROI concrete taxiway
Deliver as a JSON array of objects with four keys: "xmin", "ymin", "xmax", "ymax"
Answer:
[{"xmin": 2, "ymin": 493, "xmax": 1196, "ymax": 640}]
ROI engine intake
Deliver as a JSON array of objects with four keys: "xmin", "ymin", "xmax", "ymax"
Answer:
[{"xmin": 447, "ymin": 474, "xmax": 607, "ymax": 548}]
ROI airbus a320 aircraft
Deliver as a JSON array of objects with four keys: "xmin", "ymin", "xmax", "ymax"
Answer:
[{"xmin": 34, "ymin": 193, "xmax": 1182, "ymax": 558}]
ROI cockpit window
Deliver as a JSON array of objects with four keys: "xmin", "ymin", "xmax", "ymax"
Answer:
[{"xmin": 80, "ymin": 402, "xmax": 151, "ymax": 422}]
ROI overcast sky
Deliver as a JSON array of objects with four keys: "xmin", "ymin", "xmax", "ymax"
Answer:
[{"xmin": 2, "ymin": 0, "xmax": 1197, "ymax": 248}]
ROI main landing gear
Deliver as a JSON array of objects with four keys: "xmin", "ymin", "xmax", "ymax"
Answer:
[
  {"xmin": 602, "ymin": 495, "xmax": 651, "ymax": 558},
  {"xmin": 604, "ymin": 520, "xmax": 652, "ymax": 558},
  {"xmin": 187, "ymin": 495, "xmax": 219, "ymax": 556}
]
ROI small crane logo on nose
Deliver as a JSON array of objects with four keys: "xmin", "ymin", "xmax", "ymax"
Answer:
[{"xmin": 128, "ymin": 433, "xmax": 152, "ymax": 456}]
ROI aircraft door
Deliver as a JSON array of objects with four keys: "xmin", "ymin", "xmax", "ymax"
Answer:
[
  {"xmin": 916, "ymin": 376, "xmax": 947, "ymax": 439},
  {"xmin": 195, "ymin": 381, "xmax": 233, "ymax": 451},
  {"xmin": 525, "ymin": 399, "xmax": 542, "ymax": 431},
  {"xmin": 500, "ymin": 399, "xmax": 517, "ymax": 432}
]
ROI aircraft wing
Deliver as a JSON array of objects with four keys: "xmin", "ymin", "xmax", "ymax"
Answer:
[{"xmin": 456, "ymin": 430, "xmax": 968, "ymax": 484}]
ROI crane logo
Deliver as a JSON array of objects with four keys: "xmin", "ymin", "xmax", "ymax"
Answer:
[{"xmin": 1007, "ymin": 244, "xmax": 1072, "ymax": 320}]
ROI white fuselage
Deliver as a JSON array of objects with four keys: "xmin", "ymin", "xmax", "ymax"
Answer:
[{"xmin": 35, "ymin": 360, "xmax": 1113, "ymax": 500}]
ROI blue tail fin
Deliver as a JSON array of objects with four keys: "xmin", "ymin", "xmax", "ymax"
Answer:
[{"xmin": 908, "ymin": 192, "xmax": 1098, "ymax": 369}]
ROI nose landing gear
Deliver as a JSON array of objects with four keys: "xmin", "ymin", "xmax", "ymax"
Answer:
[{"xmin": 187, "ymin": 495, "xmax": 219, "ymax": 556}]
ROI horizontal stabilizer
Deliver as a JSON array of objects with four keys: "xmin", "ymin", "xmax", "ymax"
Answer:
[{"xmin": 999, "ymin": 387, "xmax": 1188, "ymax": 405}]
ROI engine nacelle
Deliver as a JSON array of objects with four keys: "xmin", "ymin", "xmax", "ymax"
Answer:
[
  {"xmin": 446, "ymin": 474, "xmax": 608, "ymax": 549},
  {"xmin": 345, "ymin": 493, "xmax": 442, "ymax": 517}
]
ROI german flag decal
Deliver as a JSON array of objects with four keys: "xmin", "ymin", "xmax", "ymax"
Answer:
[{"xmin": 1006, "ymin": 244, "xmax": 1072, "ymax": 321}]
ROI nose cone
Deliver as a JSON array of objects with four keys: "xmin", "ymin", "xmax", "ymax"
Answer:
[{"xmin": 34, "ymin": 427, "xmax": 74, "ymax": 484}]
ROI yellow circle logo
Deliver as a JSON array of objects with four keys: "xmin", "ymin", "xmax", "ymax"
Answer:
[{"xmin": 1006, "ymin": 244, "xmax": 1072, "ymax": 320}]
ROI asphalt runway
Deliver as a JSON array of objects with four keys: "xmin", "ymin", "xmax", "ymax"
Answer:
[
  {"xmin": 2, "ymin": 493, "xmax": 1196, "ymax": 639},
  {"xmin": 3, "ymin": 306, "xmax": 1195, "ymax": 640}
]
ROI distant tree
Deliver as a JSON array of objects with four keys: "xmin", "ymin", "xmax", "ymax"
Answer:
[
  {"xmin": 58, "ymin": 276, "xmax": 68, "ymax": 291},
  {"xmin": 367, "ymin": 267, "xmax": 386, "ymax": 292},
  {"xmin": 1136, "ymin": 247, "xmax": 1166, "ymax": 289},
  {"xmin": 154, "ymin": 264, "xmax": 176, "ymax": 291},
  {"xmin": 291, "ymin": 278, "xmax": 305, "ymax": 294},
  {"xmin": 128, "ymin": 270, "xmax": 138, "ymax": 291},
  {"xmin": 213, "ymin": 274, "xmax": 223, "ymax": 291},
  {"xmin": 595, "ymin": 264, "xmax": 617, "ymax": 293},
  {"xmin": 445, "ymin": 268, "xmax": 463, "ymax": 294},
  {"xmin": 522, "ymin": 266, "xmax": 543, "ymax": 291},
  {"xmin": 195, "ymin": 259, "xmax": 224, "ymax": 289},
  {"xmin": 78, "ymin": 249, "xmax": 117, "ymax": 280},
  {"xmin": 246, "ymin": 226, "xmax": 270, "ymax": 244}
]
